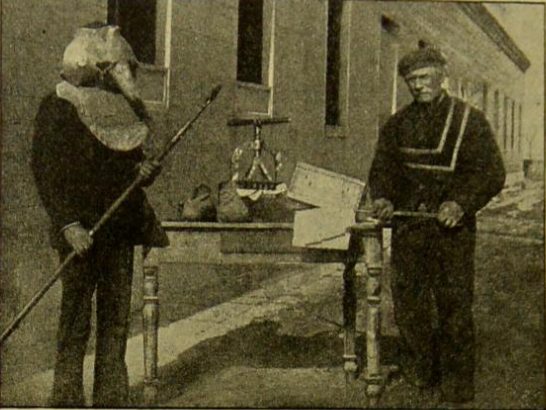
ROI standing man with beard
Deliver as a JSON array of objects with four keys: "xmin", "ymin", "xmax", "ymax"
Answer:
[
  {"xmin": 367, "ymin": 42, "xmax": 505, "ymax": 405},
  {"xmin": 31, "ymin": 24, "xmax": 168, "ymax": 407}
]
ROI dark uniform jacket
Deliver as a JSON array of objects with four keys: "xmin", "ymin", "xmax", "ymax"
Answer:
[
  {"xmin": 369, "ymin": 93, "xmax": 506, "ymax": 227},
  {"xmin": 32, "ymin": 93, "xmax": 168, "ymax": 250}
]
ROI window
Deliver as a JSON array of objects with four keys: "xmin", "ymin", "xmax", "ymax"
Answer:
[
  {"xmin": 108, "ymin": 0, "xmax": 157, "ymax": 65},
  {"xmin": 233, "ymin": 0, "xmax": 275, "ymax": 117},
  {"xmin": 503, "ymin": 96, "xmax": 509, "ymax": 151},
  {"xmin": 325, "ymin": 0, "xmax": 352, "ymax": 130},
  {"xmin": 518, "ymin": 103, "xmax": 523, "ymax": 153},
  {"xmin": 325, "ymin": 0, "xmax": 343, "ymax": 125},
  {"xmin": 107, "ymin": 0, "xmax": 172, "ymax": 106},
  {"xmin": 510, "ymin": 100, "xmax": 516, "ymax": 151},
  {"xmin": 493, "ymin": 89, "xmax": 500, "ymax": 135},
  {"xmin": 237, "ymin": 0, "xmax": 264, "ymax": 84}
]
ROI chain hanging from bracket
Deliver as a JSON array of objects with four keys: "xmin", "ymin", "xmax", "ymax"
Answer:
[{"xmin": 227, "ymin": 117, "xmax": 290, "ymax": 192}]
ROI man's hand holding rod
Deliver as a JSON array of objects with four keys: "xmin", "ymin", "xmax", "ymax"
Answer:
[{"xmin": 360, "ymin": 198, "xmax": 464, "ymax": 228}]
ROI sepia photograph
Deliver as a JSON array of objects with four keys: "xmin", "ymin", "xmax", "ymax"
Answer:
[{"xmin": 0, "ymin": 0, "xmax": 544, "ymax": 408}]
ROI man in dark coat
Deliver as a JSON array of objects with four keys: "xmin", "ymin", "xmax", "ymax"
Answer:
[
  {"xmin": 31, "ymin": 25, "xmax": 168, "ymax": 407},
  {"xmin": 367, "ymin": 42, "xmax": 505, "ymax": 404}
]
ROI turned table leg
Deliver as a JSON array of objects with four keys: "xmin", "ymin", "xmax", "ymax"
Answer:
[
  {"xmin": 362, "ymin": 229, "xmax": 383, "ymax": 406},
  {"xmin": 142, "ymin": 265, "xmax": 159, "ymax": 405},
  {"xmin": 342, "ymin": 261, "xmax": 358, "ymax": 380},
  {"xmin": 342, "ymin": 235, "xmax": 363, "ymax": 381}
]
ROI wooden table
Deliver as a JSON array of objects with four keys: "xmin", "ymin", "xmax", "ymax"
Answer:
[{"xmin": 134, "ymin": 221, "xmax": 388, "ymax": 405}]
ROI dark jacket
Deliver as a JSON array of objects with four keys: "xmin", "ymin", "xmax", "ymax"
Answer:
[
  {"xmin": 32, "ymin": 92, "xmax": 168, "ymax": 249},
  {"xmin": 368, "ymin": 94, "xmax": 506, "ymax": 226}
]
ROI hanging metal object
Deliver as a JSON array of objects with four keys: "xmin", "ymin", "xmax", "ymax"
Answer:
[{"xmin": 227, "ymin": 117, "xmax": 290, "ymax": 195}]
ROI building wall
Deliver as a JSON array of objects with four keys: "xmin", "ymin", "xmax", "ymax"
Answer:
[
  {"xmin": 0, "ymin": 0, "xmax": 529, "ymax": 385},
  {"xmin": 146, "ymin": 0, "xmax": 382, "ymax": 219}
]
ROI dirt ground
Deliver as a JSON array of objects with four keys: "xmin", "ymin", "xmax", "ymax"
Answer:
[{"xmin": 157, "ymin": 194, "xmax": 545, "ymax": 409}]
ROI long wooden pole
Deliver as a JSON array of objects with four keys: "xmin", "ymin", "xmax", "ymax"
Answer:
[
  {"xmin": 356, "ymin": 209, "xmax": 439, "ymax": 221},
  {"xmin": 0, "ymin": 85, "xmax": 222, "ymax": 345}
]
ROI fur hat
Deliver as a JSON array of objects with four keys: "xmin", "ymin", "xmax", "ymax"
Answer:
[{"xmin": 398, "ymin": 40, "xmax": 447, "ymax": 77}]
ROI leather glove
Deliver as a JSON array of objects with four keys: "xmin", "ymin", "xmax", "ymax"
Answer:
[
  {"xmin": 372, "ymin": 198, "xmax": 394, "ymax": 221},
  {"xmin": 138, "ymin": 159, "xmax": 162, "ymax": 187},
  {"xmin": 437, "ymin": 201, "xmax": 464, "ymax": 228},
  {"xmin": 63, "ymin": 223, "xmax": 93, "ymax": 256}
]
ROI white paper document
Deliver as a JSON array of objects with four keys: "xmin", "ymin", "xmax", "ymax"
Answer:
[{"xmin": 292, "ymin": 207, "xmax": 357, "ymax": 250}]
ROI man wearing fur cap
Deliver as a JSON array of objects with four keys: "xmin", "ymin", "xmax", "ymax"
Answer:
[
  {"xmin": 367, "ymin": 41, "xmax": 505, "ymax": 404},
  {"xmin": 31, "ymin": 24, "xmax": 168, "ymax": 407}
]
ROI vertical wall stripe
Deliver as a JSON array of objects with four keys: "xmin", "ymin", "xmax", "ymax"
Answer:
[
  {"xmin": 343, "ymin": 0, "xmax": 353, "ymax": 125},
  {"xmin": 163, "ymin": 0, "xmax": 173, "ymax": 108},
  {"xmin": 267, "ymin": 0, "xmax": 276, "ymax": 116},
  {"xmin": 391, "ymin": 44, "xmax": 399, "ymax": 114}
]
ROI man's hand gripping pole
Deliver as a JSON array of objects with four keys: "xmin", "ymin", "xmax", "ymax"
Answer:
[{"xmin": 0, "ymin": 85, "xmax": 223, "ymax": 345}]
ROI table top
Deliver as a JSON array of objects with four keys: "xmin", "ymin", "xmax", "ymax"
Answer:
[{"xmin": 144, "ymin": 221, "xmax": 378, "ymax": 265}]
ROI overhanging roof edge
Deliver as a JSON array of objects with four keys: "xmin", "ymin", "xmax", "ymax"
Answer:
[{"xmin": 458, "ymin": 3, "xmax": 531, "ymax": 72}]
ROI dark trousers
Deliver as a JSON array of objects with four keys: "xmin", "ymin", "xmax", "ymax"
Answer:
[
  {"xmin": 51, "ymin": 240, "xmax": 134, "ymax": 407},
  {"xmin": 391, "ymin": 221, "xmax": 475, "ymax": 398}
]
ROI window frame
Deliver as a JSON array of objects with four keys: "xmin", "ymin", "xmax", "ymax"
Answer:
[
  {"xmin": 503, "ymin": 95, "xmax": 509, "ymax": 151},
  {"xmin": 107, "ymin": 0, "xmax": 172, "ymax": 109},
  {"xmin": 236, "ymin": 0, "xmax": 264, "ymax": 85},
  {"xmin": 233, "ymin": 0, "xmax": 276, "ymax": 118},
  {"xmin": 324, "ymin": 0, "xmax": 353, "ymax": 138}
]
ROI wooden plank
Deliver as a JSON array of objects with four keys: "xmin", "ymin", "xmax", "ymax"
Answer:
[
  {"xmin": 220, "ymin": 230, "xmax": 297, "ymax": 254},
  {"xmin": 156, "ymin": 231, "xmax": 224, "ymax": 263}
]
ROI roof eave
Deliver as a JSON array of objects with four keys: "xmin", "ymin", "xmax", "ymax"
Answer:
[{"xmin": 458, "ymin": 3, "xmax": 531, "ymax": 73}]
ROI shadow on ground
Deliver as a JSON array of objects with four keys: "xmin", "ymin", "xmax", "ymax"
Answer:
[
  {"xmin": 129, "ymin": 321, "xmax": 399, "ymax": 407},
  {"xmin": 128, "ymin": 230, "xmax": 544, "ymax": 409}
]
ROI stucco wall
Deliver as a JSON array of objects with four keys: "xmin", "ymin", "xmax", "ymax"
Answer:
[{"xmin": 146, "ymin": 0, "xmax": 381, "ymax": 220}]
